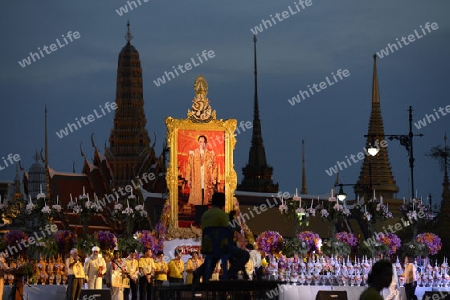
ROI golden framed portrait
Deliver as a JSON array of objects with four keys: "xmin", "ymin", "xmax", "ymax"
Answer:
[{"xmin": 165, "ymin": 117, "xmax": 236, "ymax": 229}]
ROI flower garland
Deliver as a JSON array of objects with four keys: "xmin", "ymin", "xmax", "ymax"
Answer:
[
  {"xmin": 297, "ymin": 231, "xmax": 321, "ymax": 252},
  {"xmin": 416, "ymin": 232, "xmax": 442, "ymax": 255},
  {"xmin": 256, "ymin": 231, "xmax": 283, "ymax": 254}
]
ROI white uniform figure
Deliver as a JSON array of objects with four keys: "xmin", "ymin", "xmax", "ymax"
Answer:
[{"xmin": 84, "ymin": 246, "xmax": 107, "ymax": 289}]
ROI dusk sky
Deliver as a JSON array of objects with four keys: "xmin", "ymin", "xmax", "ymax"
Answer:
[{"xmin": 1, "ymin": 1, "xmax": 449, "ymax": 207}]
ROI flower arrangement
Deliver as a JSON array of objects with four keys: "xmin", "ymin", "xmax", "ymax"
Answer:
[
  {"xmin": 4, "ymin": 230, "xmax": 28, "ymax": 255},
  {"xmin": 256, "ymin": 231, "xmax": 283, "ymax": 254},
  {"xmin": 416, "ymin": 232, "xmax": 442, "ymax": 255},
  {"xmin": 400, "ymin": 199, "xmax": 436, "ymax": 221},
  {"xmin": 153, "ymin": 200, "xmax": 170, "ymax": 252},
  {"xmin": 377, "ymin": 233, "xmax": 401, "ymax": 256},
  {"xmin": 297, "ymin": 231, "xmax": 321, "ymax": 252},
  {"xmin": 95, "ymin": 231, "xmax": 117, "ymax": 251},
  {"xmin": 335, "ymin": 232, "xmax": 359, "ymax": 247},
  {"xmin": 135, "ymin": 230, "xmax": 158, "ymax": 252},
  {"xmin": 54, "ymin": 230, "xmax": 76, "ymax": 254},
  {"xmin": 367, "ymin": 196, "xmax": 392, "ymax": 219}
]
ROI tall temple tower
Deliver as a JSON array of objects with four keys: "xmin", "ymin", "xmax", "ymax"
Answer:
[
  {"xmin": 237, "ymin": 36, "xmax": 278, "ymax": 193},
  {"xmin": 355, "ymin": 55, "xmax": 398, "ymax": 199},
  {"xmin": 106, "ymin": 22, "xmax": 155, "ymax": 188},
  {"xmin": 28, "ymin": 149, "xmax": 46, "ymax": 200}
]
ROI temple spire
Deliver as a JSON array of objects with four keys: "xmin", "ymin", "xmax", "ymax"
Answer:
[
  {"xmin": 253, "ymin": 35, "xmax": 260, "ymax": 128},
  {"xmin": 125, "ymin": 20, "xmax": 133, "ymax": 43},
  {"xmin": 355, "ymin": 55, "xmax": 398, "ymax": 199},
  {"xmin": 301, "ymin": 139, "xmax": 308, "ymax": 194},
  {"xmin": 237, "ymin": 36, "xmax": 278, "ymax": 193},
  {"xmin": 106, "ymin": 24, "xmax": 154, "ymax": 188},
  {"xmin": 372, "ymin": 54, "xmax": 380, "ymax": 104}
]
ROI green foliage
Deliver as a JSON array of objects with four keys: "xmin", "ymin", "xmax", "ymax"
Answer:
[
  {"xmin": 282, "ymin": 237, "xmax": 309, "ymax": 257},
  {"xmin": 118, "ymin": 235, "xmax": 144, "ymax": 255},
  {"xmin": 27, "ymin": 236, "xmax": 58, "ymax": 259},
  {"xmin": 321, "ymin": 238, "xmax": 351, "ymax": 258},
  {"xmin": 75, "ymin": 234, "xmax": 99, "ymax": 257},
  {"xmin": 357, "ymin": 240, "xmax": 390, "ymax": 258},
  {"xmin": 401, "ymin": 240, "xmax": 429, "ymax": 258}
]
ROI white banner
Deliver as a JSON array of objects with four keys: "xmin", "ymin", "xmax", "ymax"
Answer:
[{"xmin": 163, "ymin": 238, "xmax": 201, "ymax": 263}]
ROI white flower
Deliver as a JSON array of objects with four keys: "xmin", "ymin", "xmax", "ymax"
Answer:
[
  {"xmin": 296, "ymin": 208, "xmax": 305, "ymax": 214},
  {"xmin": 139, "ymin": 210, "xmax": 147, "ymax": 217},
  {"xmin": 363, "ymin": 211, "xmax": 372, "ymax": 221},
  {"xmin": 85, "ymin": 200, "xmax": 93, "ymax": 209},
  {"xmin": 36, "ymin": 193, "xmax": 46, "ymax": 200},
  {"xmin": 41, "ymin": 205, "xmax": 51, "ymax": 214},
  {"xmin": 73, "ymin": 205, "xmax": 82, "ymax": 214},
  {"xmin": 333, "ymin": 203, "xmax": 342, "ymax": 211},
  {"xmin": 320, "ymin": 209, "xmax": 329, "ymax": 218},
  {"xmin": 329, "ymin": 196, "xmax": 336, "ymax": 202},
  {"xmin": 114, "ymin": 203, "xmax": 123, "ymax": 211},
  {"xmin": 122, "ymin": 207, "xmax": 134, "ymax": 216},
  {"xmin": 52, "ymin": 204, "xmax": 62, "ymax": 212},
  {"xmin": 308, "ymin": 207, "xmax": 316, "ymax": 217},
  {"xmin": 128, "ymin": 194, "xmax": 136, "ymax": 200},
  {"xmin": 135, "ymin": 205, "xmax": 145, "ymax": 211},
  {"xmin": 26, "ymin": 203, "xmax": 36, "ymax": 212}
]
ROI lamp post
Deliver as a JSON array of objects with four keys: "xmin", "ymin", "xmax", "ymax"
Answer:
[{"xmin": 378, "ymin": 106, "xmax": 423, "ymax": 199}]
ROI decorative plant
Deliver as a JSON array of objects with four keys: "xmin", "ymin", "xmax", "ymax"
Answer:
[
  {"xmin": 256, "ymin": 231, "xmax": 283, "ymax": 254},
  {"xmin": 416, "ymin": 232, "xmax": 442, "ymax": 255}
]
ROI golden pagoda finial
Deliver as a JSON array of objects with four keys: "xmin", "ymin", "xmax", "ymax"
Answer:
[
  {"xmin": 188, "ymin": 75, "xmax": 215, "ymax": 122},
  {"xmin": 125, "ymin": 20, "xmax": 133, "ymax": 43}
]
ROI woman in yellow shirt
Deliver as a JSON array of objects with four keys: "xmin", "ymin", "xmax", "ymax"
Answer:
[
  {"xmin": 185, "ymin": 251, "xmax": 203, "ymax": 284},
  {"xmin": 167, "ymin": 248, "xmax": 185, "ymax": 283}
]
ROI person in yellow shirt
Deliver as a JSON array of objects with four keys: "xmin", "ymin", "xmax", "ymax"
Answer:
[
  {"xmin": 154, "ymin": 251, "xmax": 168, "ymax": 300},
  {"xmin": 185, "ymin": 250, "xmax": 203, "ymax": 284},
  {"xmin": 66, "ymin": 248, "xmax": 86, "ymax": 300},
  {"xmin": 402, "ymin": 256, "xmax": 418, "ymax": 300},
  {"xmin": 124, "ymin": 251, "xmax": 139, "ymax": 300},
  {"xmin": 168, "ymin": 248, "xmax": 185, "ymax": 284},
  {"xmin": 138, "ymin": 248, "xmax": 156, "ymax": 300}
]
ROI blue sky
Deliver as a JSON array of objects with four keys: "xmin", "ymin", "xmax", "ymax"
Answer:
[{"xmin": 1, "ymin": 1, "xmax": 449, "ymax": 206}]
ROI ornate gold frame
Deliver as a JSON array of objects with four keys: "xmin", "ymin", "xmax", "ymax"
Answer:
[{"xmin": 165, "ymin": 76, "xmax": 237, "ymax": 230}]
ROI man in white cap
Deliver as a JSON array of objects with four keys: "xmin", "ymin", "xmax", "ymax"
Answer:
[{"xmin": 84, "ymin": 246, "xmax": 107, "ymax": 289}]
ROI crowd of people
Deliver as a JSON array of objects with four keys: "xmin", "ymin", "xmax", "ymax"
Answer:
[{"xmin": 0, "ymin": 192, "xmax": 422, "ymax": 300}]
